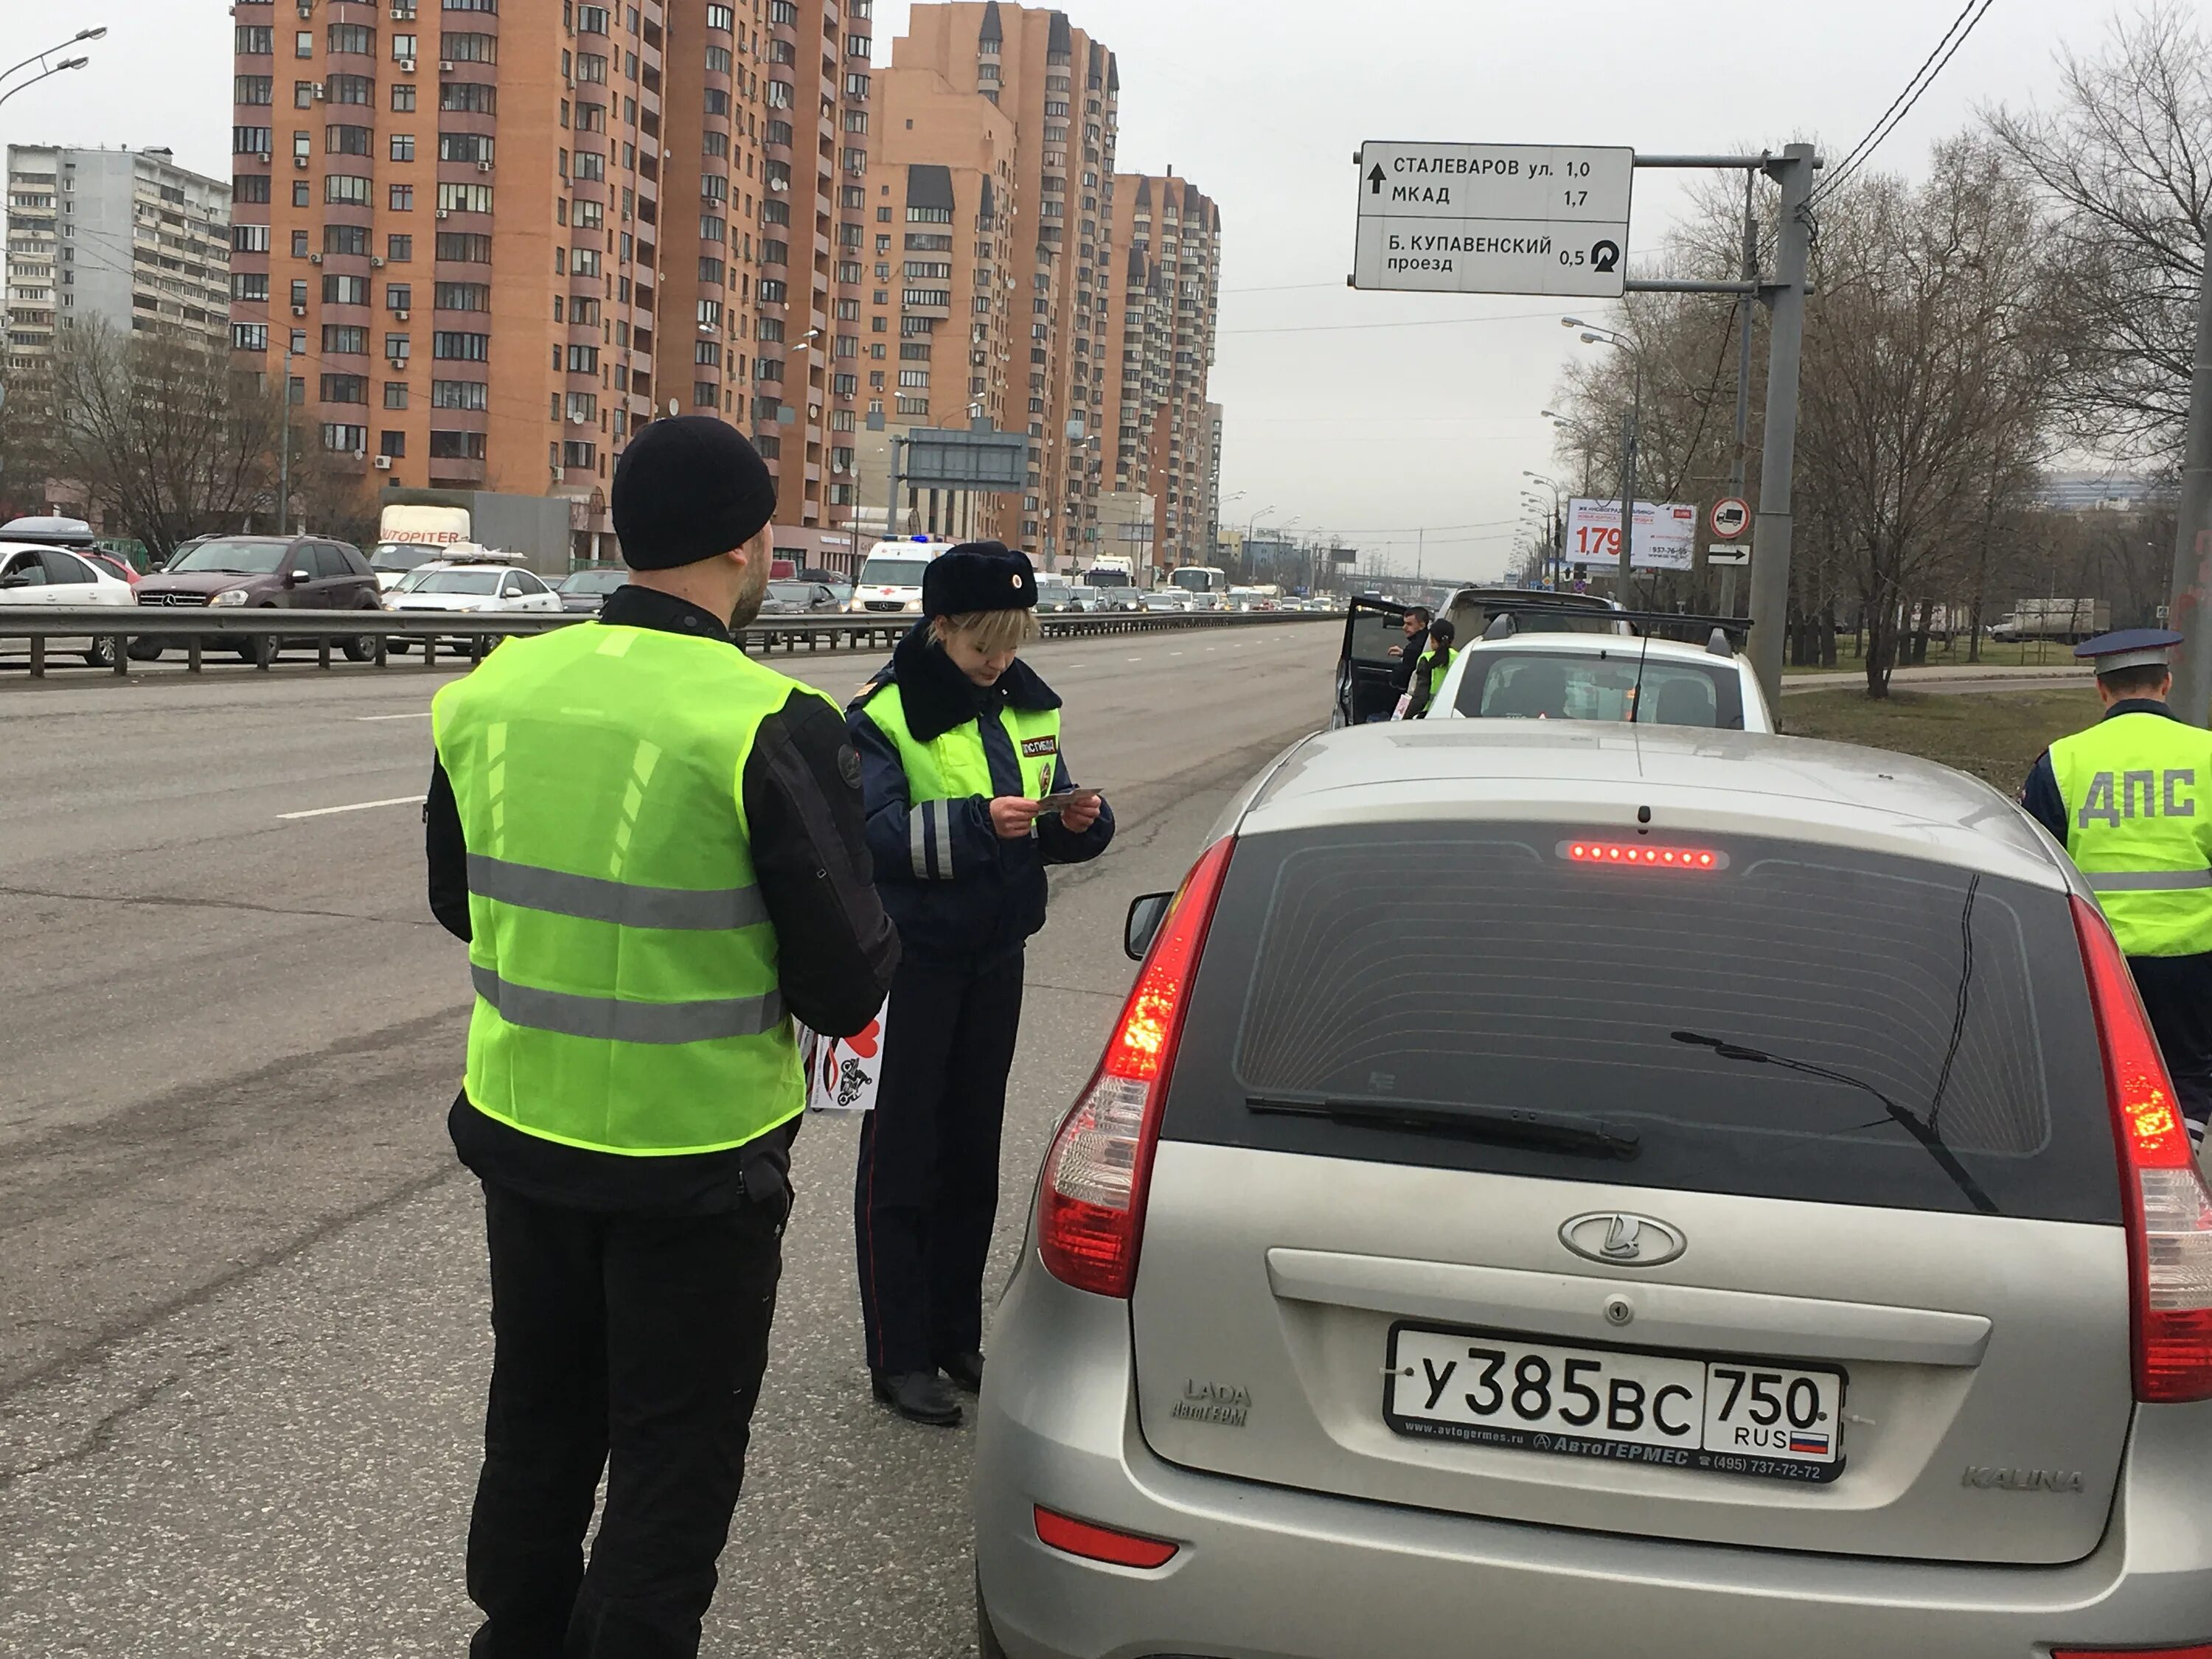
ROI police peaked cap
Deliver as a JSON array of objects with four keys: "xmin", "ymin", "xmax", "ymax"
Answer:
[
  {"xmin": 922, "ymin": 541, "xmax": 1038, "ymax": 619},
  {"xmin": 2076, "ymin": 627, "xmax": 2184, "ymax": 675}
]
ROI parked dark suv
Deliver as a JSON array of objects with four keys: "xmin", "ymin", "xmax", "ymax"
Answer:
[{"xmin": 132, "ymin": 535, "xmax": 384, "ymax": 663}]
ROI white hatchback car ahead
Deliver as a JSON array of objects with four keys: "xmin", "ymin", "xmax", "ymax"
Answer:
[
  {"xmin": 975, "ymin": 720, "xmax": 2212, "ymax": 1659},
  {"xmin": 1432, "ymin": 622, "xmax": 1777, "ymax": 732}
]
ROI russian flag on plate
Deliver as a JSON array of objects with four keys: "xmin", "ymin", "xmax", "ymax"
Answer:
[{"xmin": 1788, "ymin": 1431, "xmax": 1832, "ymax": 1455}]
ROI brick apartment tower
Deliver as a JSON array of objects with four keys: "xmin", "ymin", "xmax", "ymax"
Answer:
[
  {"xmin": 892, "ymin": 2, "xmax": 1117, "ymax": 571},
  {"xmin": 1101, "ymin": 171, "xmax": 1220, "ymax": 577},
  {"xmin": 865, "ymin": 65, "xmax": 1019, "ymax": 543},
  {"xmin": 230, "ymin": 0, "xmax": 874, "ymax": 563}
]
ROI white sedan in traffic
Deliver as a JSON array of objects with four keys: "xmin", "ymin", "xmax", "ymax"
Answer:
[
  {"xmin": 383, "ymin": 561, "xmax": 564, "ymax": 653},
  {"xmin": 0, "ymin": 541, "xmax": 138, "ymax": 667}
]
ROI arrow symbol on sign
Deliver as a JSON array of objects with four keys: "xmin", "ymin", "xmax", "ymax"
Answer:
[{"xmin": 1367, "ymin": 165, "xmax": 1385, "ymax": 196}]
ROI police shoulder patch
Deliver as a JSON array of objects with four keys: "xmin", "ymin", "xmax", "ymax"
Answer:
[{"xmin": 837, "ymin": 742, "xmax": 863, "ymax": 791}]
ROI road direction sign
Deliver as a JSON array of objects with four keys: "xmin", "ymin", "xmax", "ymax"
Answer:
[
  {"xmin": 1708, "ymin": 543, "xmax": 1751, "ymax": 567},
  {"xmin": 1711, "ymin": 497, "xmax": 1750, "ymax": 538},
  {"xmin": 1352, "ymin": 141, "xmax": 1634, "ymax": 298}
]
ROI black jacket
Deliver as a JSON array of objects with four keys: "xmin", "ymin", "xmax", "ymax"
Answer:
[
  {"xmin": 1388, "ymin": 626, "xmax": 1430, "ymax": 695},
  {"xmin": 2019, "ymin": 698, "xmax": 2177, "ymax": 844},
  {"xmin": 848, "ymin": 624, "xmax": 1113, "ymax": 967},
  {"xmin": 425, "ymin": 583, "xmax": 900, "ymax": 1214}
]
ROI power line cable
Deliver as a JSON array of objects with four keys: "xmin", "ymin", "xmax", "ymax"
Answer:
[
  {"xmin": 1219, "ymin": 309, "xmax": 1561, "ymax": 338},
  {"xmin": 1813, "ymin": 0, "xmax": 2000, "ymax": 205}
]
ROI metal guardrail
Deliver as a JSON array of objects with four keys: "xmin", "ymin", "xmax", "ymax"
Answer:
[{"xmin": 0, "ymin": 605, "xmax": 1334, "ymax": 678}]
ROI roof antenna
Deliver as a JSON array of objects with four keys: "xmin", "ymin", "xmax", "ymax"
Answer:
[{"xmin": 1484, "ymin": 612, "xmax": 1517, "ymax": 641}]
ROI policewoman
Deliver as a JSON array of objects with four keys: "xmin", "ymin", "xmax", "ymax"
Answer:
[
  {"xmin": 847, "ymin": 541, "xmax": 1115, "ymax": 1425},
  {"xmin": 1402, "ymin": 616, "xmax": 1458, "ymax": 719},
  {"xmin": 2021, "ymin": 628, "xmax": 2212, "ymax": 1166},
  {"xmin": 425, "ymin": 415, "xmax": 898, "ymax": 1656}
]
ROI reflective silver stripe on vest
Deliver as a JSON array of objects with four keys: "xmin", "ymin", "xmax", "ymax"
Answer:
[
  {"xmin": 472, "ymin": 963, "xmax": 785, "ymax": 1045},
  {"xmin": 467, "ymin": 854, "xmax": 768, "ymax": 931},
  {"xmin": 2086, "ymin": 869, "xmax": 2212, "ymax": 892},
  {"xmin": 911, "ymin": 802, "xmax": 931, "ymax": 879}
]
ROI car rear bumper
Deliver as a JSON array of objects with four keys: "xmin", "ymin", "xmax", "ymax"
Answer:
[{"xmin": 975, "ymin": 1259, "xmax": 2212, "ymax": 1659}]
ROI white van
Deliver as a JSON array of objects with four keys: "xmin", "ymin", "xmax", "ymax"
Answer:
[{"xmin": 846, "ymin": 538, "xmax": 954, "ymax": 614}]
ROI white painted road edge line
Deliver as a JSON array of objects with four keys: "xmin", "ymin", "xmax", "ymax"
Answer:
[
  {"xmin": 278, "ymin": 795, "xmax": 426, "ymax": 821},
  {"xmin": 355, "ymin": 712, "xmax": 434, "ymax": 722}
]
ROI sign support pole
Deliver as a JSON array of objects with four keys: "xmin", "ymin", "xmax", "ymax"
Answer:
[
  {"xmin": 1747, "ymin": 144, "xmax": 1816, "ymax": 710},
  {"xmin": 1723, "ymin": 167, "xmax": 1758, "ymax": 618},
  {"xmin": 2165, "ymin": 262, "xmax": 2212, "ymax": 728}
]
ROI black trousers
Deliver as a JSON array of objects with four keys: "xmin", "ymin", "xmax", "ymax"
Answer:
[
  {"xmin": 466, "ymin": 1180, "xmax": 784, "ymax": 1659},
  {"xmin": 2130, "ymin": 951, "xmax": 2212, "ymax": 1135},
  {"xmin": 853, "ymin": 950, "xmax": 1025, "ymax": 1375}
]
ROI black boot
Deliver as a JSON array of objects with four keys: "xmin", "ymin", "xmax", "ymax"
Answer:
[
  {"xmin": 939, "ymin": 1350, "xmax": 985, "ymax": 1394},
  {"xmin": 871, "ymin": 1368, "xmax": 963, "ymax": 1427}
]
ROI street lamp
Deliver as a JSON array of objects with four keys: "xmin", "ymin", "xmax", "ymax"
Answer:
[
  {"xmin": 1565, "ymin": 319, "xmax": 1644, "ymax": 604},
  {"xmin": 0, "ymin": 29, "xmax": 104, "ymax": 111},
  {"xmin": 1523, "ymin": 470, "xmax": 1566, "ymax": 588}
]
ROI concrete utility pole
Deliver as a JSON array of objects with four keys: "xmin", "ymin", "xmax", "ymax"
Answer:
[
  {"xmin": 2166, "ymin": 261, "xmax": 2212, "ymax": 728},
  {"xmin": 1724, "ymin": 169, "xmax": 1758, "ymax": 619},
  {"xmin": 1747, "ymin": 144, "xmax": 1818, "ymax": 708}
]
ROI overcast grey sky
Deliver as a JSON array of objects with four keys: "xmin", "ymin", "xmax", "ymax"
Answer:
[{"xmin": 1, "ymin": 0, "xmax": 2120, "ymax": 579}]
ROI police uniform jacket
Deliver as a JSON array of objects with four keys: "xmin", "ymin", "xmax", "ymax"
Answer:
[
  {"xmin": 2022, "ymin": 696, "xmax": 2197, "ymax": 872},
  {"xmin": 849, "ymin": 623, "xmax": 1114, "ymax": 967},
  {"xmin": 425, "ymin": 583, "xmax": 900, "ymax": 1214}
]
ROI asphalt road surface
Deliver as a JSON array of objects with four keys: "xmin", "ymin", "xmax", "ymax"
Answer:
[{"xmin": 0, "ymin": 619, "xmax": 1338, "ymax": 1657}]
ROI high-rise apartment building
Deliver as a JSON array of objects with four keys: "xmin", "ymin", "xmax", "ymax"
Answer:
[
  {"xmin": 654, "ymin": 0, "xmax": 877, "ymax": 564},
  {"xmin": 1102, "ymin": 170, "xmax": 1219, "ymax": 576},
  {"xmin": 229, "ymin": 1, "xmax": 675, "ymax": 553},
  {"xmin": 6, "ymin": 145, "xmax": 230, "ymax": 377},
  {"xmin": 856, "ymin": 64, "xmax": 1018, "ymax": 541},
  {"xmin": 892, "ymin": 2, "xmax": 1117, "ymax": 571},
  {"xmin": 229, "ymin": 0, "xmax": 873, "ymax": 563}
]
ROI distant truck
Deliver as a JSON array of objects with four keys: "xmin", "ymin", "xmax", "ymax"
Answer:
[
  {"xmin": 1992, "ymin": 599, "xmax": 2110, "ymax": 644},
  {"xmin": 370, "ymin": 492, "xmax": 575, "ymax": 582}
]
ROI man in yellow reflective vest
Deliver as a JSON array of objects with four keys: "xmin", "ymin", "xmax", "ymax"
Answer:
[
  {"xmin": 425, "ymin": 416, "xmax": 898, "ymax": 1658},
  {"xmin": 2022, "ymin": 627, "xmax": 2212, "ymax": 1161}
]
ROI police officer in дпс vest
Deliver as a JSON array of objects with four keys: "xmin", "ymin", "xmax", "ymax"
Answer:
[
  {"xmin": 423, "ymin": 415, "xmax": 898, "ymax": 1659},
  {"xmin": 848, "ymin": 542, "xmax": 1115, "ymax": 1427},
  {"xmin": 2022, "ymin": 628, "xmax": 2212, "ymax": 1164}
]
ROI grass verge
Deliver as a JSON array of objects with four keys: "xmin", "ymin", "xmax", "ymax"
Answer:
[{"xmin": 1780, "ymin": 688, "xmax": 2101, "ymax": 791}]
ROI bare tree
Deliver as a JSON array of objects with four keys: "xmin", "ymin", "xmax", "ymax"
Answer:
[
  {"xmin": 38, "ymin": 321, "xmax": 288, "ymax": 560},
  {"xmin": 1987, "ymin": 2, "xmax": 2212, "ymax": 466},
  {"xmin": 1798, "ymin": 142, "xmax": 2060, "ymax": 694}
]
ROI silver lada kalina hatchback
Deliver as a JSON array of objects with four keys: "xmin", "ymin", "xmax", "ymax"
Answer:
[{"xmin": 975, "ymin": 721, "xmax": 2212, "ymax": 1659}]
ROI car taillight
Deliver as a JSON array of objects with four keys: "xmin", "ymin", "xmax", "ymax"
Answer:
[
  {"xmin": 2073, "ymin": 895, "xmax": 2212, "ymax": 1403},
  {"xmin": 1038, "ymin": 837, "xmax": 1234, "ymax": 1298}
]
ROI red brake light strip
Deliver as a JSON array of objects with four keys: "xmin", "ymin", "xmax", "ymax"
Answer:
[{"xmin": 1560, "ymin": 839, "xmax": 1726, "ymax": 870}]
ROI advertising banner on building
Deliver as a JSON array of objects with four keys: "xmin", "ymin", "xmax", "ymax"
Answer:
[{"xmin": 1565, "ymin": 498, "xmax": 1699, "ymax": 571}]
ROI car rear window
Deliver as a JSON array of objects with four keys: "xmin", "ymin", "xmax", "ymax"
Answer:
[
  {"xmin": 1456, "ymin": 648, "xmax": 1744, "ymax": 728},
  {"xmin": 1164, "ymin": 824, "xmax": 2118, "ymax": 1222}
]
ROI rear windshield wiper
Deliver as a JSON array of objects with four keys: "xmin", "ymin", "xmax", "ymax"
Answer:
[
  {"xmin": 1671, "ymin": 1031, "xmax": 1999, "ymax": 1215},
  {"xmin": 1247, "ymin": 1096, "xmax": 1640, "ymax": 1161}
]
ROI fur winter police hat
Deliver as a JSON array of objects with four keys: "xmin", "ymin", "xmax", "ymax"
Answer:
[
  {"xmin": 922, "ymin": 540, "xmax": 1038, "ymax": 618},
  {"xmin": 611, "ymin": 415, "xmax": 778, "ymax": 571}
]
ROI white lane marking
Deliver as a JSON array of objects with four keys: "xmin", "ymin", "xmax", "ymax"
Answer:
[
  {"xmin": 355, "ymin": 712, "xmax": 434, "ymax": 722},
  {"xmin": 1169, "ymin": 650, "xmax": 1184, "ymax": 656},
  {"xmin": 1126, "ymin": 655, "xmax": 1143, "ymax": 662},
  {"xmin": 277, "ymin": 794, "xmax": 425, "ymax": 821}
]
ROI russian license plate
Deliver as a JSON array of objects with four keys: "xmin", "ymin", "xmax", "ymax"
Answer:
[{"xmin": 1384, "ymin": 1323, "xmax": 1846, "ymax": 1485}]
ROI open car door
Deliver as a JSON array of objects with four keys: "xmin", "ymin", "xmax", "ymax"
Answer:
[{"xmin": 1333, "ymin": 595, "xmax": 1409, "ymax": 728}]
